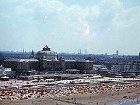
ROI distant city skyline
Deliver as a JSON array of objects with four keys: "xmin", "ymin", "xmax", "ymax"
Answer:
[{"xmin": 0, "ymin": 0, "xmax": 140, "ymax": 55}]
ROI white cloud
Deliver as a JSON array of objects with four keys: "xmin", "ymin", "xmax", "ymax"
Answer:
[
  {"xmin": 0, "ymin": 0, "xmax": 139, "ymax": 54},
  {"xmin": 84, "ymin": 23, "xmax": 90, "ymax": 35}
]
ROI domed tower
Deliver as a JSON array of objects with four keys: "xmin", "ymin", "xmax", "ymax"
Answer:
[{"xmin": 36, "ymin": 45, "xmax": 57, "ymax": 60}]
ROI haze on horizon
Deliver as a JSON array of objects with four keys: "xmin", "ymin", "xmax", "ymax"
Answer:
[{"xmin": 0, "ymin": 0, "xmax": 140, "ymax": 55}]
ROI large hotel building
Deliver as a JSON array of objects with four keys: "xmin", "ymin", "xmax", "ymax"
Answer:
[{"xmin": 4, "ymin": 45, "xmax": 93, "ymax": 75}]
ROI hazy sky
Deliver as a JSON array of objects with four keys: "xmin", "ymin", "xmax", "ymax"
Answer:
[{"xmin": 0, "ymin": 0, "xmax": 140, "ymax": 55}]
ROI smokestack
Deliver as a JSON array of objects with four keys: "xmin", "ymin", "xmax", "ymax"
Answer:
[
  {"xmin": 79, "ymin": 49, "xmax": 81, "ymax": 54},
  {"xmin": 139, "ymin": 52, "xmax": 140, "ymax": 60},
  {"xmin": 116, "ymin": 50, "xmax": 118, "ymax": 56}
]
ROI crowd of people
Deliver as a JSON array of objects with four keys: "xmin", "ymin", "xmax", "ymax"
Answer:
[{"xmin": 0, "ymin": 81, "xmax": 140, "ymax": 101}]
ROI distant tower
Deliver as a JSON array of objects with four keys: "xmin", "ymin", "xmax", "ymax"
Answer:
[
  {"xmin": 30, "ymin": 50, "xmax": 35, "ymax": 58},
  {"xmin": 116, "ymin": 50, "xmax": 118, "ymax": 56},
  {"xmin": 139, "ymin": 52, "xmax": 140, "ymax": 60},
  {"xmin": 85, "ymin": 49, "xmax": 87, "ymax": 54},
  {"xmin": 23, "ymin": 49, "xmax": 25, "ymax": 53},
  {"xmin": 80, "ymin": 49, "xmax": 81, "ymax": 54}
]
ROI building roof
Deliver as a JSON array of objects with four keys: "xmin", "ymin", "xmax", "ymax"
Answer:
[
  {"xmin": 42, "ymin": 45, "xmax": 51, "ymax": 51},
  {"xmin": 65, "ymin": 60, "xmax": 93, "ymax": 62},
  {"xmin": 37, "ymin": 50, "xmax": 57, "ymax": 55},
  {"xmin": 4, "ymin": 59, "xmax": 38, "ymax": 62},
  {"xmin": 4, "ymin": 68, "xmax": 12, "ymax": 71},
  {"xmin": 43, "ymin": 59, "xmax": 59, "ymax": 61}
]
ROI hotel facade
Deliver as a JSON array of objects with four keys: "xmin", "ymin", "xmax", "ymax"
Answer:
[{"xmin": 4, "ymin": 45, "xmax": 93, "ymax": 75}]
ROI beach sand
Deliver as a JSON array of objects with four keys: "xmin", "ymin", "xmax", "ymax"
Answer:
[{"xmin": 0, "ymin": 86, "xmax": 140, "ymax": 105}]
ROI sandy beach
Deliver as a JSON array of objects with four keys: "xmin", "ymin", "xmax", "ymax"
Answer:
[{"xmin": 0, "ymin": 82, "xmax": 140, "ymax": 105}]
